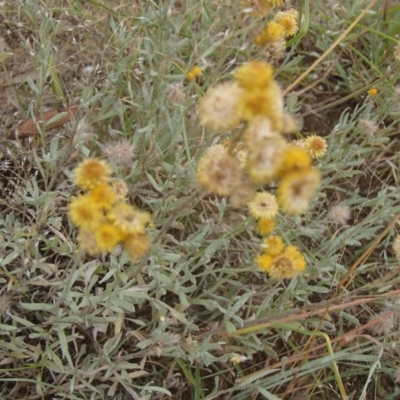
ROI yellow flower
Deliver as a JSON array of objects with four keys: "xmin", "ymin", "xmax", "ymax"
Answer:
[
  {"xmin": 95, "ymin": 222, "xmax": 125, "ymax": 252},
  {"xmin": 276, "ymin": 146, "xmax": 312, "ymax": 179},
  {"xmin": 124, "ymin": 233, "xmax": 151, "ymax": 262},
  {"xmin": 277, "ymin": 168, "xmax": 321, "ymax": 215},
  {"xmin": 304, "ymin": 135, "xmax": 327, "ymax": 159},
  {"xmin": 69, "ymin": 194, "xmax": 104, "ymax": 229},
  {"xmin": 187, "ymin": 66, "xmax": 203, "ymax": 81},
  {"xmin": 248, "ymin": 192, "xmax": 278, "ymax": 220},
  {"xmin": 256, "ymin": 253, "xmax": 273, "ymax": 272},
  {"xmin": 198, "ymin": 82, "xmax": 243, "ymax": 131},
  {"xmin": 274, "ymin": 9, "xmax": 299, "ymax": 37},
  {"xmin": 367, "ymin": 87, "xmax": 378, "ymax": 96},
  {"xmin": 247, "ymin": 137, "xmax": 287, "ymax": 184},
  {"xmin": 238, "ymin": 83, "xmax": 284, "ymax": 131},
  {"xmin": 234, "ymin": 61, "xmax": 274, "ymax": 90},
  {"xmin": 255, "ymin": 20, "xmax": 285, "ymax": 45},
  {"xmin": 257, "ymin": 218, "xmax": 276, "ymax": 235},
  {"xmin": 73, "ymin": 158, "xmax": 112, "ymax": 190},
  {"xmin": 77, "ymin": 229, "xmax": 102, "ymax": 255},
  {"xmin": 261, "ymin": 245, "xmax": 306, "ymax": 279},
  {"xmin": 197, "ymin": 152, "xmax": 242, "ymax": 197},
  {"xmin": 261, "ymin": 235, "xmax": 285, "ymax": 256},
  {"xmin": 109, "ymin": 202, "xmax": 151, "ymax": 234},
  {"xmin": 89, "ymin": 184, "xmax": 116, "ymax": 209},
  {"xmin": 111, "ymin": 179, "xmax": 129, "ymax": 201}
]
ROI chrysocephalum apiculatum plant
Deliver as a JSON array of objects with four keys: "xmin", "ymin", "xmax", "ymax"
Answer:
[{"xmin": 196, "ymin": 48, "xmax": 327, "ymax": 279}]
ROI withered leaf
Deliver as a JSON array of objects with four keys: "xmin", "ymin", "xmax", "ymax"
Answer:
[{"xmin": 9, "ymin": 105, "xmax": 79, "ymax": 139}]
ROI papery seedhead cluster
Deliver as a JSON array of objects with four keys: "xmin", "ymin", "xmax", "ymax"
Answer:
[
  {"xmin": 197, "ymin": 60, "xmax": 322, "ymax": 216},
  {"xmin": 69, "ymin": 158, "xmax": 151, "ymax": 261},
  {"xmin": 197, "ymin": 59, "xmax": 325, "ymax": 279}
]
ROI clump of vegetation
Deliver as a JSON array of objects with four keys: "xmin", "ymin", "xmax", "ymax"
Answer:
[{"xmin": 1, "ymin": 0, "xmax": 400, "ymax": 399}]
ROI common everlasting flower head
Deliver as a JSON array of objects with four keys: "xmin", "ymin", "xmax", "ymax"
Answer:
[
  {"xmin": 198, "ymin": 82, "xmax": 243, "ymax": 132},
  {"xmin": 304, "ymin": 135, "xmax": 327, "ymax": 159},
  {"xmin": 248, "ymin": 192, "xmax": 278, "ymax": 220},
  {"xmin": 261, "ymin": 235, "xmax": 284, "ymax": 256},
  {"xmin": 197, "ymin": 152, "xmax": 242, "ymax": 197},
  {"xmin": 73, "ymin": 158, "xmax": 112, "ymax": 190},
  {"xmin": 255, "ymin": 20, "xmax": 285, "ymax": 45},
  {"xmin": 274, "ymin": 9, "xmax": 299, "ymax": 37},
  {"xmin": 276, "ymin": 146, "xmax": 312, "ymax": 179}
]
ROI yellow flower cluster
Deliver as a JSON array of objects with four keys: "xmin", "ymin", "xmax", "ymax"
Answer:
[
  {"xmin": 69, "ymin": 158, "xmax": 151, "ymax": 261},
  {"xmin": 254, "ymin": 9, "xmax": 299, "ymax": 46},
  {"xmin": 187, "ymin": 66, "xmax": 203, "ymax": 81},
  {"xmin": 256, "ymin": 235, "xmax": 306, "ymax": 279},
  {"xmin": 197, "ymin": 61, "xmax": 321, "ymax": 216}
]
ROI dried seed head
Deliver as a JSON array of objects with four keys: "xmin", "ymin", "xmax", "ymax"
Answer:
[
  {"xmin": 198, "ymin": 82, "xmax": 242, "ymax": 131},
  {"xmin": 243, "ymin": 117, "xmax": 279, "ymax": 147},
  {"xmin": 111, "ymin": 179, "xmax": 129, "ymax": 201},
  {"xmin": 247, "ymin": 137, "xmax": 287, "ymax": 184},
  {"xmin": 101, "ymin": 139, "xmax": 136, "ymax": 166},
  {"xmin": 359, "ymin": 119, "xmax": 378, "ymax": 136},
  {"xmin": 368, "ymin": 311, "xmax": 396, "ymax": 336},
  {"xmin": 277, "ymin": 168, "xmax": 321, "ymax": 215},
  {"xmin": 197, "ymin": 153, "xmax": 242, "ymax": 197},
  {"xmin": 329, "ymin": 203, "xmax": 351, "ymax": 226},
  {"xmin": 265, "ymin": 38, "xmax": 286, "ymax": 60},
  {"xmin": 167, "ymin": 82, "xmax": 186, "ymax": 105},
  {"xmin": 78, "ymin": 229, "xmax": 102, "ymax": 255}
]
